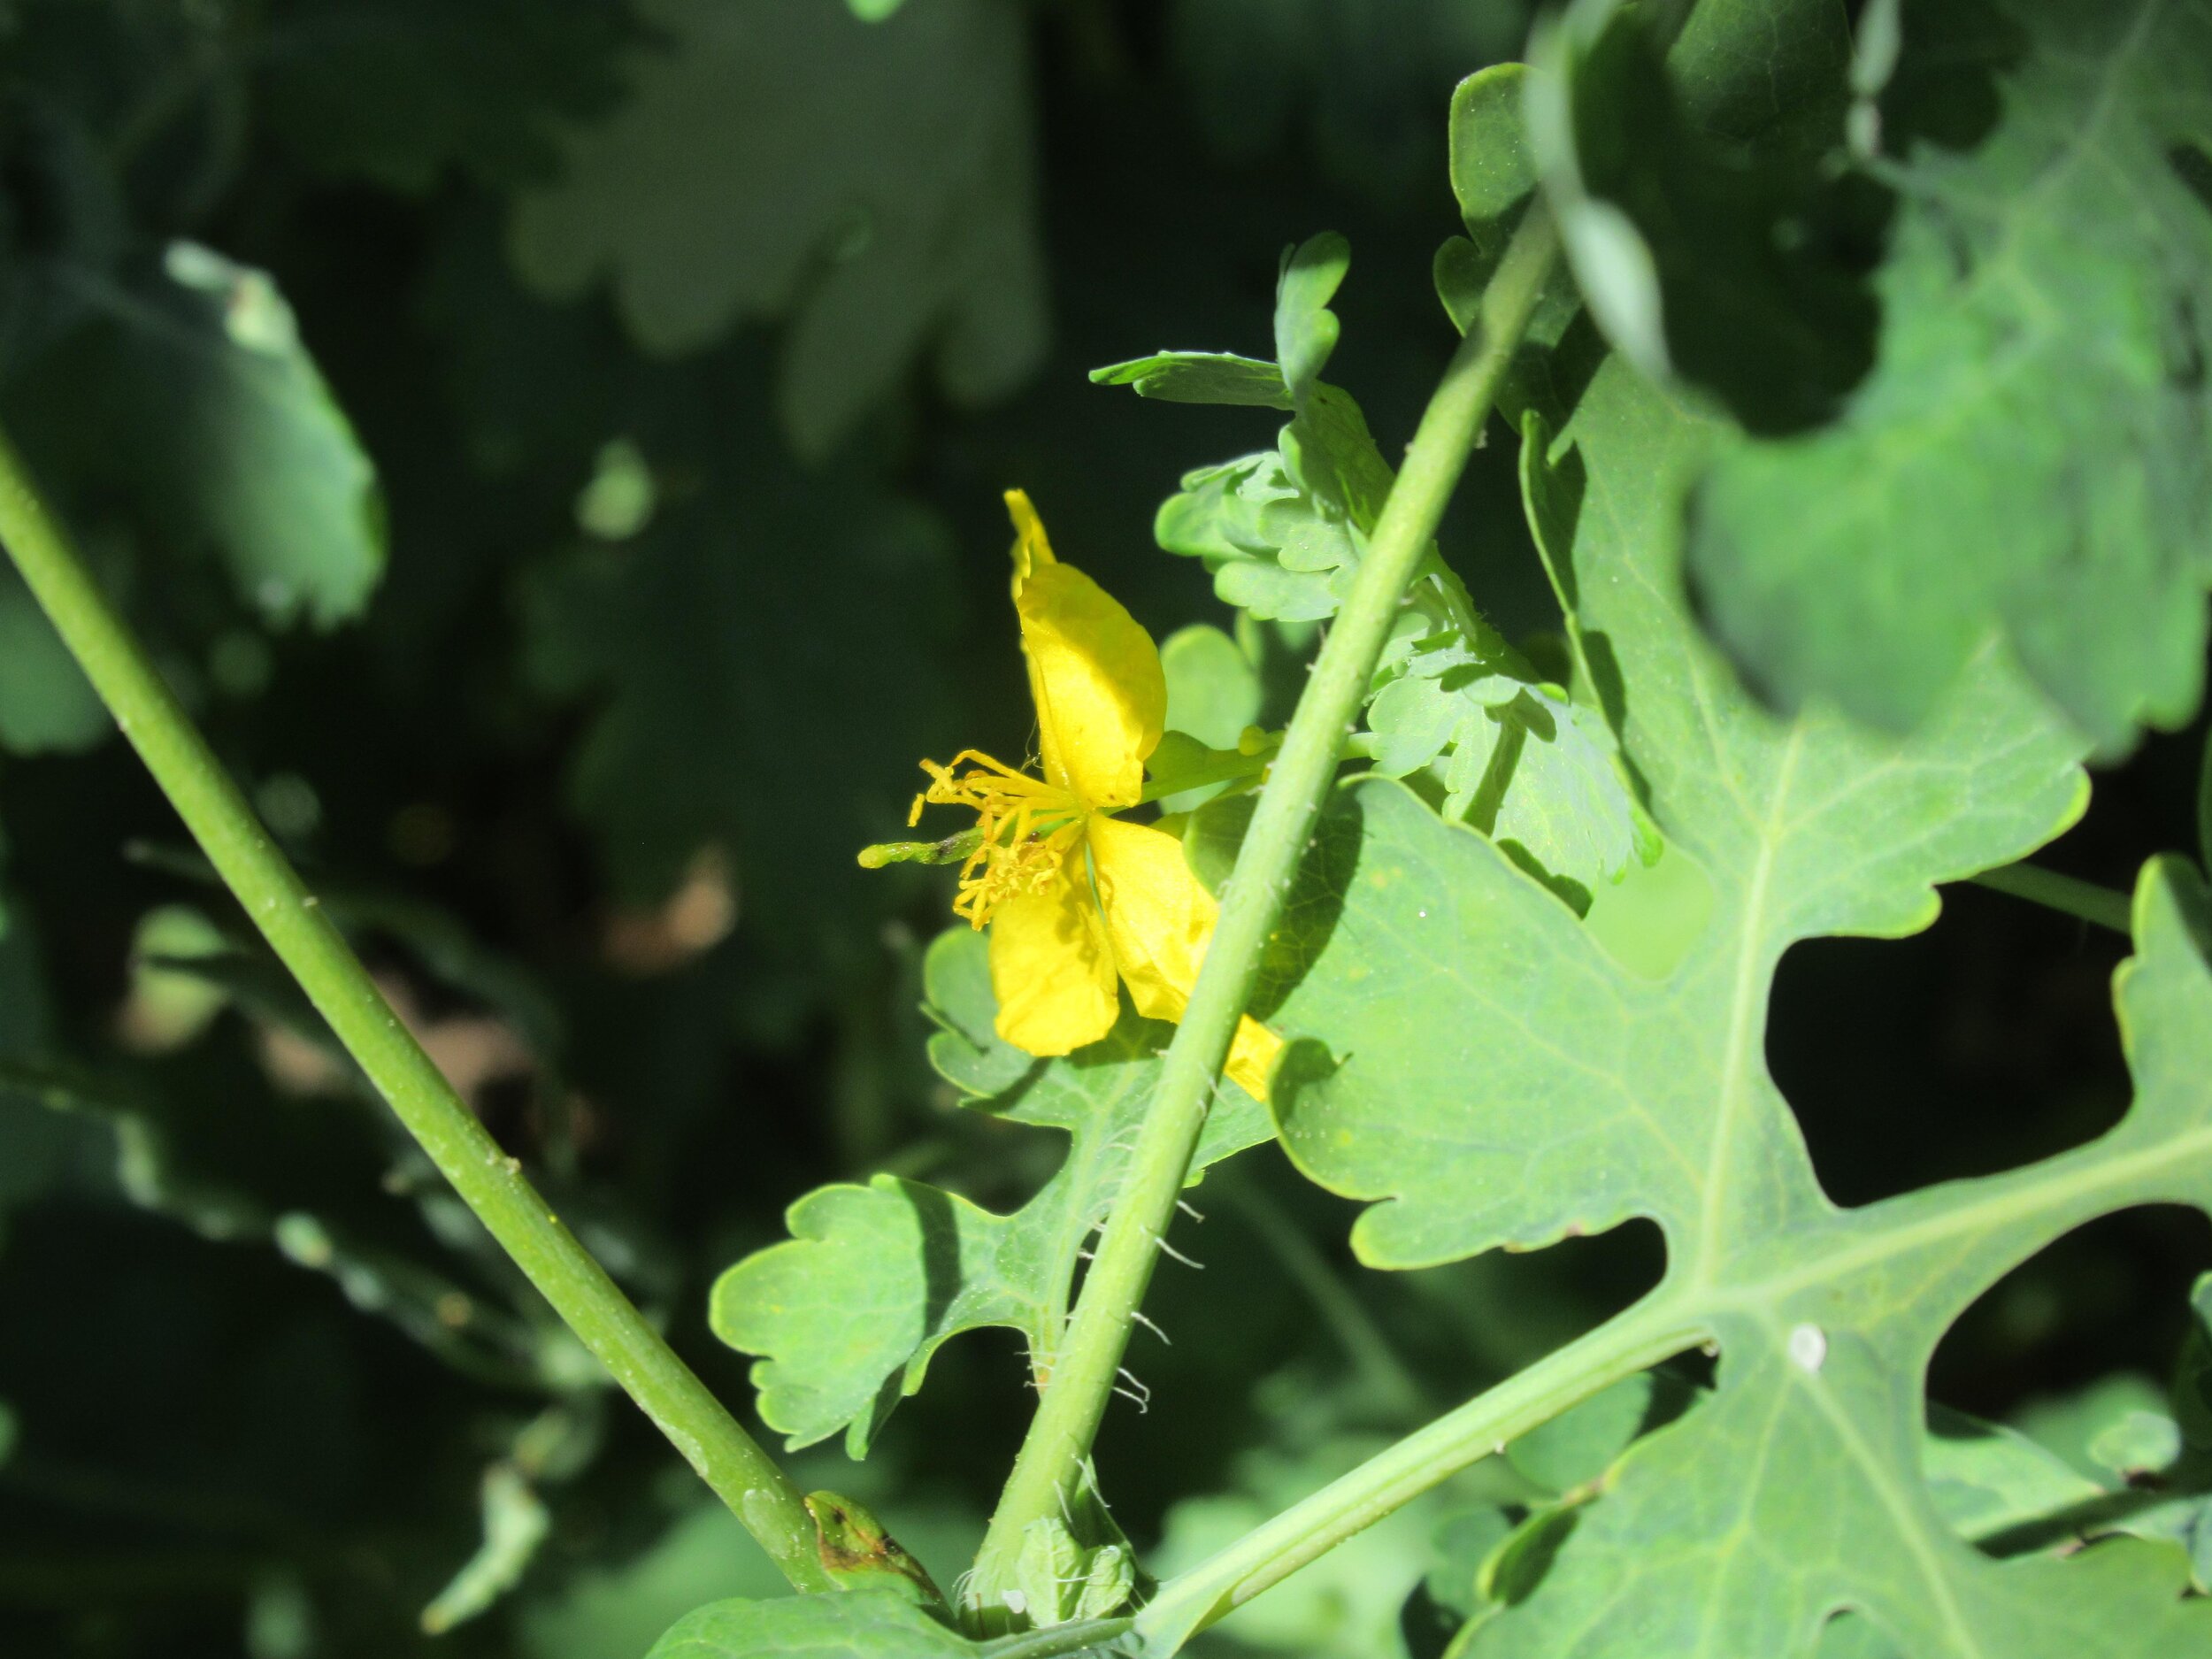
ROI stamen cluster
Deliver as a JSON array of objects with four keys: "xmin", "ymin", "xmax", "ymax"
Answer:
[{"xmin": 910, "ymin": 750, "xmax": 1087, "ymax": 927}]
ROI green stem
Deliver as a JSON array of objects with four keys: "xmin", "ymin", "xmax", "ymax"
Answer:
[
  {"xmin": 0, "ymin": 427, "xmax": 833, "ymax": 1595},
  {"xmin": 1970, "ymin": 864, "xmax": 2131, "ymax": 936},
  {"xmin": 962, "ymin": 202, "xmax": 1564, "ymax": 1627},
  {"xmin": 979, "ymin": 1615, "xmax": 1138, "ymax": 1659},
  {"xmin": 1134, "ymin": 1297, "xmax": 1695, "ymax": 1651}
]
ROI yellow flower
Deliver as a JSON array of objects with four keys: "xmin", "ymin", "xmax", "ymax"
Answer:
[{"xmin": 911, "ymin": 490, "xmax": 1281, "ymax": 1100}]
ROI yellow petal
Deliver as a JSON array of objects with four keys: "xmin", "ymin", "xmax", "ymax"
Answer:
[
  {"xmin": 1018, "ymin": 560, "xmax": 1164, "ymax": 810},
  {"xmin": 1225, "ymin": 1017, "xmax": 1282, "ymax": 1102},
  {"xmin": 988, "ymin": 847, "xmax": 1118, "ymax": 1057},
  {"xmin": 1090, "ymin": 817, "xmax": 1281, "ymax": 1100},
  {"xmin": 1087, "ymin": 815, "xmax": 1217, "ymax": 1023},
  {"xmin": 1005, "ymin": 488, "xmax": 1056, "ymax": 592}
]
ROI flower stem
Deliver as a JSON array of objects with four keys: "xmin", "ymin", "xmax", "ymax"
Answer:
[
  {"xmin": 1133, "ymin": 1296, "xmax": 1695, "ymax": 1650},
  {"xmin": 0, "ymin": 426, "xmax": 833, "ymax": 1595},
  {"xmin": 962, "ymin": 201, "xmax": 1564, "ymax": 1627}
]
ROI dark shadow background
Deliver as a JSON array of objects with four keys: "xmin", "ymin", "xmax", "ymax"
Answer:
[{"xmin": 0, "ymin": 3, "xmax": 2202, "ymax": 1655}]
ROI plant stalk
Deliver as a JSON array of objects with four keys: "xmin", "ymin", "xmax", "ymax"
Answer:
[
  {"xmin": 979, "ymin": 1615, "xmax": 1138, "ymax": 1659},
  {"xmin": 1970, "ymin": 864, "xmax": 2131, "ymax": 936},
  {"xmin": 962, "ymin": 202, "xmax": 1564, "ymax": 1625},
  {"xmin": 1135, "ymin": 1297, "xmax": 1694, "ymax": 1650},
  {"xmin": 0, "ymin": 426, "xmax": 833, "ymax": 1594}
]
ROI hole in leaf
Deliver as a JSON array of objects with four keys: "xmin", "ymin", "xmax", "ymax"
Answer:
[
  {"xmin": 1480, "ymin": 1499, "xmax": 1579, "ymax": 1605},
  {"xmin": 2166, "ymin": 150, "xmax": 2212, "ymax": 396},
  {"xmin": 1929, "ymin": 1206, "xmax": 2210, "ymax": 1422},
  {"xmin": 1878, "ymin": 0, "xmax": 2026, "ymax": 156},
  {"xmin": 1770, "ymin": 881, "xmax": 2129, "ymax": 1208},
  {"xmin": 1504, "ymin": 1365, "xmax": 1700, "ymax": 1495},
  {"xmin": 1584, "ymin": 840, "xmax": 1715, "ymax": 980},
  {"xmin": 1401, "ymin": 1361, "xmax": 1710, "ymax": 1657},
  {"xmin": 1572, "ymin": 10, "xmax": 1882, "ymax": 435},
  {"xmin": 2169, "ymin": 144, "xmax": 2212, "ymax": 218},
  {"xmin": 1396, "ymin": 1217, "xmax": 1670, "ymax": 1391},
  {"xmin": 1921, "ymin": 1207, "xmax": 2211, "ymax": 1566},
  {"xmin": 1108, "ymin": 1162, "xmax": 1671, "ymax": 1555}
]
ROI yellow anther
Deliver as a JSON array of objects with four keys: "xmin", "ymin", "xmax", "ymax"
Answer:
[{"xmin": 910, "ymin": 749, "xmax": 1087, "ymax": 927}]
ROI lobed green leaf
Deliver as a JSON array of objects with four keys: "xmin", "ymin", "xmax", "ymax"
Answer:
[
  {"xmin": 710, "ymin": 928, "xmax": 1271, "ymax": 1456},
  {"xmin": 646, "ymin": 1590, "xmax": 972, "ymax": 1659},
  {"xmin": 1088, "ymin": 353, "xmax": 1290, "ymax": 409},
  {"xmin": 1256, "ymin": 342, "xmax": 2212, "ymax": 1653},
  {"xmin": 509, "ymin": 0, "xmax": 1046, "ymax": 458},
  {"xmin": 9, "ymin": 242, "xmax": 386, "ymax": 637},
  {"xmin": 518, "ymin": 467, "xmax": 957, "ymax": 950},
  {"xmin": 0, "ymin": 572, "xmax": 104, "ymax": 754}
]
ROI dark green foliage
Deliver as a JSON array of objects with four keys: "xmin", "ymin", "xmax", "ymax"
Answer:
[
  {"xmin": 1539, "ymin": 0, "xmax": 2212, "ymax": 754},
  {"xmin": 1686, "ymin": 0, "xmax": 2212, "ymax": 751},
  {"xmin": 18, "ymin": 243, "xmax": 387, "ymax": 630},
  {"xmin": 507, "ymin": 0, "xmax": 1047, "ymax": 459},
  {"xmin": 517, "ymin": 465, "xmax": 960, "ymax": 941},
  {"xmin": 262, "ymin": 0, "xmax": 640, "ymax": 190}
]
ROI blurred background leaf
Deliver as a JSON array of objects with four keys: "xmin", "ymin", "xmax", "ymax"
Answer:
[
  {"xmin": 262, "ymin": 0, "xmax": 640, "ymax": 191},
  {"xmin": 16, "ymin": 242, "xmax": 387, "ymax": 630},
  {"xmin": 508, "ymin": 0, "xmax": 1047, "ymax": 459}
]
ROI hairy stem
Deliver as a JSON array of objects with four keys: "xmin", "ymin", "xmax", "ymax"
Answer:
[
  {"xmin": 1970, "ymin": 864, "xmax": 2132, "ymax": 936},
  {"xmin": 963, "ymin": 203, "xmax": 1564, "ymax": 1627},
  {"xmin": 0, "ymin": 427, "xmax": 833, "ymax": 1595},
  {"xmin": 1135, "ymin": 1297, "xmax": 1696, "ymax": 1650}
]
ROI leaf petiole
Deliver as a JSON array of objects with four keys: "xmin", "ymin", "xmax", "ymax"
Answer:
[
  {"xmin": 1970, "ymin": 863, "xmax": 2132, "ymax": 935},
  {"xmin": 1133, "ymin": 1297, "xmax": 1696, "ymax": 1650},
  {"xmin": 977, "ymin": 1614, "xmax": 1138, "ymax": 1659}
]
